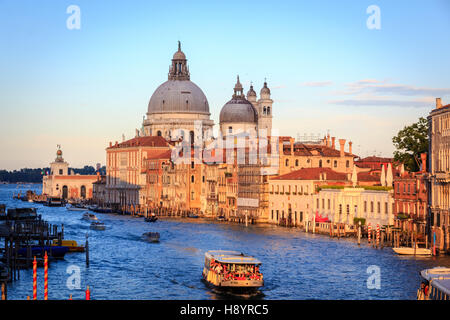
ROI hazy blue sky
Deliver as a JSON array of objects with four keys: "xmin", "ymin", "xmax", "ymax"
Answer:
[{"xmin": 1, "ymin": 0, "xmax": 449, "ymax": 170}]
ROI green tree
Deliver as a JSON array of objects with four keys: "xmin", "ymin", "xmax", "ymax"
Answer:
[{"xmin": 392, "ymin": 117, "xmax": 429, "ymax": 172}]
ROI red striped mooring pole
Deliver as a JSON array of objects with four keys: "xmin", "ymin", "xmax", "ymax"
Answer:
[
  {"xmin": 376, "ymin": 224, "xmax": 380, "ymax": 247},
  {"xmin": 368, "ymin": 223, "xmax": 372, "ymax": 244},
  {"xmin": 86, "ymin": 286, "xmax": 90, "ymax": 300},
  {"xmin": 32, "ymin": 256, "xmax": 37, "ymax": 300},
  {"xmin": 44, "ymin": 251, "xmax": 48, "ymax": 300}
]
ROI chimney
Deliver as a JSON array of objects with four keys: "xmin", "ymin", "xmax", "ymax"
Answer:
[
  {"xmin": 436, "ymin": 98, "xmax": 442, "ymax": 109},
  {"xmin": 331, "ymin": 137, "xmax": 336, "ymax": 149},
  {"xmin": 349, "ymin": 141, "xmax": 353, "ymax": 154},
  {"xmin": 290, "ymin": 137, "xmax": 294, "ymax": 155},
  {"xmin": 421, "ymin": 153, "xmax": 427, "ymax": 173},
  {"xmin": 339, "ymin": 139, "xmax": 346, "ymax": 157}
]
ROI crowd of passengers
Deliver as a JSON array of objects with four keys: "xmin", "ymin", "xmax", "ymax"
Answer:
[{"xmin": 210, "ymin": 259, "xmax": 263, "ymax": 281}]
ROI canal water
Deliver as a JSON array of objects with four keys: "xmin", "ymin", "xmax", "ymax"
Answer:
[{"xmin": 2, "ymin": 184, "xmax": 450, "ymax": 300}]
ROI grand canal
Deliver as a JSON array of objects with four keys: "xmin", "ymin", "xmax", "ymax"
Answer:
[{"xmin": 2, "ymin": 184, "xmax": 450, "ymax": 300}]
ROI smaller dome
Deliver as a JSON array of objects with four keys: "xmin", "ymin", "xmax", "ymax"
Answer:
[
  {"xmin": 247, "ymin": 84, "xmax": 256, "ymax": 97},
  {"xmin": 220, "ymin": 99, "xmax": 258, "ymax": 124},
  {"xmin": 260, "ymin": 81, "xmax": 270, "ymax": 95}
]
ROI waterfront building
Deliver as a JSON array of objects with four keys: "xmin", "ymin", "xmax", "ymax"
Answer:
[
  {"xmin": 105, "ymin": 136, "xmax": 170, "ymax": 210},
  {"xmin": 268, "ymin": 167, "xmax": 390, "ymax": 226},
  {"xmin": 314, "ymin": 186, "xmax": 394, "ymax": 226},
  {"xmin": 42, "ymin": 147, "xmax": 98, "ymax": 200},
  {"xmin": 427, "ymin": 98, "xmax": 450, "ymax": 252},
  {"xmin": 393, "ymin": 153, "xmax": 428, "ymax": 237},
  {"xmin": 277, "ymin": 136, "xmax": 357, "ymax": 176}
]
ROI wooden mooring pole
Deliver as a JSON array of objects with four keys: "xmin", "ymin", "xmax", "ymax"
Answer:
[
  {"xmin": 1, "ymin": 282, "xmax": 6, "ymax": 300},
  {"xmin": 85, "ymin": 233, "xmax": 89, "ymax": 268},
  {"xmin": 357, "ymin": 221, "xmax": 361, "ymax": 246}
]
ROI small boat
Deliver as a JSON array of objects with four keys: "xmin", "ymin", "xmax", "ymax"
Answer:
[
  {"xmin": 17, "ymin": 246, "xmax": 69, "ymax": 259},
  {"xmin": 51, "ymin": 240, "xmax": 85, "ymax": 252},
  {"xmin": 82, "ymin": 212, "xmax": 98, "ymax": 221},
  {"xmin": 417, "ymin": 267, "xmax": 450, "ymax": 300},
  {"xmin": 216, "ymin": 215, "xmax": 226, "ymax": 222},
  {"xmin": 90, "ymin": 221, "xmax": 106, "ymax": 230},
  {"xmin": 92, "ymin": 207, "xmax": 113, "ymax": 214},
  {"xmin": 188, "ymin": 212, "xmax": 199, "ymax": 218},
  {"xmin": 393, "ymin": 245, "xmax": 432, "ymax": 256},
  {"xmin": 202, "ymin": 250, "xmax": 264, "ymax": 292},
  {"xmin": 44, "ymin": 197, "xmax": 64, "ymax": 207},
  {"xmin": 145, "ymin": 215, "xmax": 158, "ymax": 222},
  {"xmin": 142, "ymin": 232, "xmax": 160, "ymax": 243},
  {"xmin": 66, "ymin": 204, "xmax": 86, "ymax": 211}
]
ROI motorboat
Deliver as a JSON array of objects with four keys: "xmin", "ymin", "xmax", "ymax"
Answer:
[
  {"xmin": 142, "ymin": 232, "xmax": 160, "ymax": 243},
  {"xmin": 82, "ymin": 212, "xmax": 98, "ymax": 221},
  {"xmin": 216, "ymin": 215, "xmax": 226, "ymax": 222},
  {"xmin": 393, "ymin": 245, "xmax": 432, "ymax": 256},
  {"xmin": 66, "ymin": 204, "xmax": 86, "ymax": 211},
  {"xmin": 90, "ymin": 221, "xmax": 106, "ymax": 231},
  {"xmin": 202, "ymin": 250, "xmax": 263, "ymax": 292},
  {"xmin": 417, "ymin": 267, "xmax": 450, "ymax": 300},
  {"xmin": 188, "ymin": 212, "xmax": 199, "ymax": 218},
  {"xmin": 145, "ymin": 215, "xmax": 158, "ymax": 222}
]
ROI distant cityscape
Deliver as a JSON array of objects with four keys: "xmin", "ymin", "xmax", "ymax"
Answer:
[{"xmin": 0, "ymin": 166, "xmax": 106, "ymax": 183}]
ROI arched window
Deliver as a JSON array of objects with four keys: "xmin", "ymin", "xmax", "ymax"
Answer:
[
  {"xmin": 285, "ymin": 159, "xmax": 289, "ymax": 167},
  {"xmin": 80, "ymin": 185, "xmax": 86, "ymax": 199},
  {"xmin": 157, "ymin": 130, "xmax": 162, "ymax": 136},
  {"xmin": 263, "ymin": 106, "xmax": 267, "ymax": 115},
  {"xmin": 62, "ymin": 186, "xmax": 68, "ymax": 199},
  {"xmin": 295, "ymin": 159, "xmax": 299, "ymax": 166},
  {"xmin": 267, "ymin": 107, "xmax": 270, "ymax": 115},
  {"xmin": 191, "ymin": 175, "xmax": 194, "ymax": 183}
]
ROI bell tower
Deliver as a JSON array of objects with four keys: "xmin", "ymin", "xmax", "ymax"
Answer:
[{"xmin": 256, "ymin": 80, "xmax": 273, "ymax": 137}]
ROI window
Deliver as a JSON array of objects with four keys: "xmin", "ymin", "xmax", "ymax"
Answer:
[
  {"xmin": 346, "ymin": 160, "xmax": 349, "ymax": 168},
  {"xmin": 228, "ymin": 126, "xmax": 232, "ymax": 133},
  {"xmin": 191, "ymin": 175, "xmax": 194, "ymax": 183},
  {"xmin": 202, "ymin": 176, "xmax": 205, "ymax": 183},
  {"xmin": 59, "ymin": 169, "xmax": 63, "ymax": 175},
  {"xmin": 295, "ymin": 159, "xmax": 299, "ymax": 166},
  {"xmin": 364, "ymin": 201, "xmax": 367, "ymax": 212},
  {"xmin": 407, "ymin": 184, "xmax": 410, "ymax": 194},
  {"xmin": 191, "ymin": 161, "xmax": 194, "ymax": 169},
  {"xmin": 377, "ymin": 202, "xmax": 381, "ymax": 213},
  {"xmin": 334, "ymin": 160, "xmax": 337, "ymax": 168},
  {"xmin": 157, "ymin": 130, "xmax": 162, "ymax": 136},
  {"xmin": 328, "ymin": 199, "xmax": 331, "ymax": 210},
  {"xmin": 385, "ymin": 202, "xmax": 388, "ymax": 214},
  {"xmin": 370, "ymin": 201, "xmax": 374, "ymax": 213},
  {"xmin": 316, "ymin": 199, "xmax": 319, "ymax": 208},
  {"xmin": 319, "ymin": 160, "xmax": 322, "ymax": 168},
  {"xmin": 322, "ymin": 199, "xmax": 325, "ymax": 209},
  {"xmin": 271, "ymin": 210, "xmax": 274, "ymax": 220},
  {"xmin": 267, "ymin": 107, "xmax": 270, "ymax": 115},
  {"xmin": 286, "ymin": 159, "xmax": 289, "ymax": 167},
  {"xmin": 339, "ymin": 204, "xmax": 342, "ymax": 214},
  {"xmin": 346, "ymin": 204, "xmax": 350, "ymax": 214}
]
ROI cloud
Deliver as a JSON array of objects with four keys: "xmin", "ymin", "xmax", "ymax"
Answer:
[
  {"xmin": 329, "ymin": 97, "xmax": 432, "ymax": 108},
  {"xmin": 301, "ymin": 81, "xmax": 333, "ymax": 87}
]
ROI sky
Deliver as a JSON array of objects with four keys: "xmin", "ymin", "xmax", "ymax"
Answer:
[{"xmin": 0, "ymin": 0, "xmax": 449, "ymax": 170}]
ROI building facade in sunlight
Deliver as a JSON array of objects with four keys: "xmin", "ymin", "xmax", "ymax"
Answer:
[
  {"xmin": 42, "ymin": 147, "xmax": 98, "ymax": 200},
  {"xmin": 428, "ymin": 97, "xmax": 450, "ymax": 253}
]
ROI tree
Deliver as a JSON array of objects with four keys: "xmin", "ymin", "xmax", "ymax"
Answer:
[{"xmin": 392, "ymin": 117, "xmax": 428, "ymax": 172}]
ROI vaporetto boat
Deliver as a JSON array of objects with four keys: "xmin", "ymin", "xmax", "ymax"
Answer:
[{"xmin": 202, "ymin": 250, "xmax": 263, "ymax": 292}]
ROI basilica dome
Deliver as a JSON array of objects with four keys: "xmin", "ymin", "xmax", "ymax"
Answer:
[
  {"xmin": 220, "ymin": 76, "xmax": 258, "ymax": 124},
  {"xmin": 147, "ymin": 41, "xmax": 210, "ymax": 115},
  {"xmin": 147, "ymin": 80, "xmax": 210, "ymax": 115}
]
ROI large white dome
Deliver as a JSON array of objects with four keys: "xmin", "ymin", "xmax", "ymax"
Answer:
[{"xmin": 147, "ymin": 80, "xmax": 210, "ymax": 115}]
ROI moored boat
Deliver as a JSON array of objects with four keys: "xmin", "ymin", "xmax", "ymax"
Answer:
[
  {"xmin": 6, "ymin": 208, "xmax": 37, "ymax": 220},
  {"xmin": 417, "ymin": 267, "xmax": 450, "ymax": 300},
  {"xmin": 202, "ymin": 250, "xmax": 263, "ymax": 292},
  {"xmin": 51, "ymin": 239, "xmax": 85, "ymax": 252},
  {"xmin": 66, "ymin": 204, "xmax": 86, "ymax": 211},
  {"xmin": 44, "ymin": 197, "xmax": 64, "ymax": 207},
  {"xmin": 17, "ymin": 246, "xmax": 69, "ymax": 259},
  {"xmin": 145, "ymin": 215, "xmax": 158, "ymax": 222},
  {"xmin": 188, "ymin": 212, "xmax": 199, "ymax": 218},
  {"xmin": 393, "ymin": 245, "xmax": 432, "ymax": 256}
]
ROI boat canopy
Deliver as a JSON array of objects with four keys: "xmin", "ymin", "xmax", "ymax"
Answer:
[
  {"xmin": 421, "ymin": 267, "xmax": 450, "ymax": 296},
  {"xmin": 205, "ymin": 250, "xmax": 261, "ymax": 265}
]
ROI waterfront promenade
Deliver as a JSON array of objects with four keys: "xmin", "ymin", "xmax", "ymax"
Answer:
[{"xmin": 2, "ymin": 184, "xmax": 450, "ymax": 300}]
